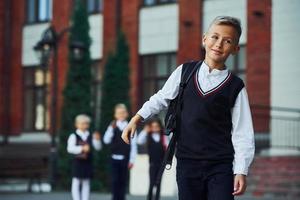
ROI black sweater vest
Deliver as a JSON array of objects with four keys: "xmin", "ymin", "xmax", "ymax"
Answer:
[
  {"xmin": 147, "ymin": 134, "xmax": 165, "ymax": 164},
  {"xmin": 176, "ymin": 63, "xmax": 244, "ymax": 163},
  {"xmin": 111, "ymin": 127, "xmax": 130, "ymax": 160}
]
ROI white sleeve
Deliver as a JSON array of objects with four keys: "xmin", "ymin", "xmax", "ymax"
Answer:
[
  {"xmin": 103, "ymin": 125, "xmax": 114, "ymax": 144},
  {"xmin": 137, "ymin": 65, "xmax": 182, "ymax": 120},
  {"xmin": 129, "ymin": 134, "xmax": 138, "ymax": 164},
  {"xmin": 231, "ymin": 88, "xmax": 255, "ymax": 175},
  {"xmin": 137, "ymin": 130, "xmax": 148, "ymax": 145},
  {"xmin": 67, "ymin": 134, "xmax": 83, "ymax": 155},
  {"xmin": 92, "ymin": 138, "xmax": 102, "ymax": 151}
]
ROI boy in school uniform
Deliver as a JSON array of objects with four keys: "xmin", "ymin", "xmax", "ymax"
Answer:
[
  {"xmin": 137, "ymin": 118, "xmax": 168, "ymax": 200},
  {"xmin": 122, "ymin": 16, "xmax": 255, "ymax": 200},
  {"xmin": 67, "ymin": 114, "xmax": 102, "ymax": 200},
  {"xmin": 103, "ymin": 104, "xmax": 137, "ymax": 200}
]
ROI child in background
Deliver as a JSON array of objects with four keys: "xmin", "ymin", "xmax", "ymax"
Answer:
[
  {"xmin": 137, "ymin": 117, "xmax": 168, "ymax": 200},
  {"xmin": 103, "ymin": 104, "xmax": 137, "ymax": 200},
  {"xmin": 67, "ymin": 114, "xmax": 102, "ymax": 200}
]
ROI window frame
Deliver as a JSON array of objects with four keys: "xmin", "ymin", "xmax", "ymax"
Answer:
[
  {"xmin": 23, "ymin": 66, "xmax": 49, "ymax": 132},
  {"xmin": 141, "ymin": 53, "xmax": 177, "ymax": 103},
  {"xmin": 85, "ymin": 0, "xmax": 103, "ymax": 15},
  {"xmin": 25, "ymin": 0, "xmax": 52, "ymax": 25},
  {"xmin": 142, "ymin": 0, "xmax": 177, "ymax": 7},
  {"xmin": 225, "ymin": 44, "xmax": 246, "ymax": 82},
  {"xmin": 90, "ymin": 60, "xmax": 102, "ymax": 127}
]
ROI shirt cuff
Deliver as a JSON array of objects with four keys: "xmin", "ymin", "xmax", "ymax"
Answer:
[
  {"xmin": 137, "ymin": 109, "xmax": 151, "ymax": 121},
  {"xmin": 93, "ymin": 139, "xmax": 102, "ymax": 151},
  {"xmin": 68, "ymin": 145, "xmax": 83, "ymax": 155},
  {"xmin": 233, "ymin": 162, "xmax": 249, "ymax": 176}
]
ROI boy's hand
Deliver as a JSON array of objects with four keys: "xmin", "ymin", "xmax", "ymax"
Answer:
[
  {"xmin": 232, "ymin": 174, "xmax": 247, "ymax": 195},
  {"xmin": 82, "ymin": 144, "xmax": 90, "ymax": 153},
  {"xmin": 128, "ymin": 163, "xmax": 134, "ymax": 169},
  {"xmin": 93, "ymin": 131, "xmax": 101, "ymax": 140},
  {"xmin": 121, "ymin": 114, "xmax": 142, "ymax": 144}
]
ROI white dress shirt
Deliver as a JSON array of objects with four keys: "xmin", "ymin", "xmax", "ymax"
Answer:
[
  {"xmin": 137, "ymin": 61, "xmax": 255, "ymax": 175},
  {"xmin": 103, "ymin": 120, "xmax": 138, "ymax": 164},
  {"xmin": 67, "ymin": 129, "xmax": 102, "ymax": 155}
]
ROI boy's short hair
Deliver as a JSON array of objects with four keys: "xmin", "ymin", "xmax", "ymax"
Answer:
[
  {"xmin": 75, "ymin": 114, "xmax": 91, "ymax": 124},
  {"xmin": 114, "ymin": 103, "xmax": 128, "ymax": 111},
  {"xmin": 208, "ymin": 16, "xmax": 242, "ymax": 43}
]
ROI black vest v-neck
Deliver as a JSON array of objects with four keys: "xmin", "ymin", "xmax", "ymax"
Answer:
[{"xmin": 176, "ymin": 63, "xmax": 244, "ymax": 162}]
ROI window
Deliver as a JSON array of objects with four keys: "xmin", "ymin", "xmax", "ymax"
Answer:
[
  {"xmin": 91, "ymin": 61, "xmax": 102, "ymax": 127},
  {"xmin": 26, "ymin": 0, "xmax": 52, "ymax": 23},
  {"xmin": 23, "ymin": 67, "xmax": 49, "ymax": 132},
  {"xmin": 86, "ymin": 0, "xmax": 103, "ymax": 14},
  {"xmin": 141, "ymin": 53, "xmax": 177, "ymax": 102},
  {"xmin": 143, "ymin": 0, "xmax": 177, "ymax": 6},
  {"xmin": 225, "ymin": 45, "xmax": 246, "ymax": 82}
]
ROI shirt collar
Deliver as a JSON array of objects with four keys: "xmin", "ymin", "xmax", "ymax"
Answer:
[
  {"xmin": 76, "ymin": 129, "xmax": 89, "ymax": 137},
  {"xmin": 201, "ymin": 61, "xmax": 228, "ymax": 76},
  {"xmin": 116, "ymin": 120, "xmax": 128, "ymax": 130}
]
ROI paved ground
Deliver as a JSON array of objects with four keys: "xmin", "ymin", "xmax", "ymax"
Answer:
[{"xmin": 0, "ymin": 192, "xmax": 295, "ymax": 200}]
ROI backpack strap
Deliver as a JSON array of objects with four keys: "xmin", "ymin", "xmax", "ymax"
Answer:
[
  {"xmin": 166, "ymin": 60, "xmax": 202, "ymax": 166},
  {"xmin": 177, "ymin": 60, "xmax": 202, "ymax": 111},
  {"xmin": 150, "ymin": 60, "xmax": 202, "ymax": 200}
]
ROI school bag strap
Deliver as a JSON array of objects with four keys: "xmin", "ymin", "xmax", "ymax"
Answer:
[
  {"xmin": 150, "ymin": 60, "xmax": 202, "ymax": 200},
  {"xmin": 164, "ymin": 60, "xmax": 202, "ymax": 135}
]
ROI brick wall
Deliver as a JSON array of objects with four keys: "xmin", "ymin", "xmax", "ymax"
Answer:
[
  {"xmin": 0, "ymin": 0, "xmax": 8, "ymax": 134},
  {"xmin": 8, "ymin": 0, "xmax": 25, "ymax": 135},
  {"xmin": 52, "ymin": 0, "xmax": 72, "ymax": 130},
  {"xmin": 121, "ymin": 0, "xmax": 141, "ymax": 113},
  {"xmin": 248, "ymin": 156, "xmax": 300, "ymax": 198},
  {"xmin": 247, "ymin": 0, "xmax": 272, "ymax": 133},
  {"xmin": 178, "ymin": 0, "xmax": 204, "ymax": 64}
]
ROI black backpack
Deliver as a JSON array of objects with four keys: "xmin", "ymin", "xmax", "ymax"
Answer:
[
  {"xmin": 150, "ymin": 60, "xmax": 202, "ymax": 200},
  {"xmin": 164, "ymin": 60, "xmax": 202, "ymax": 136}
]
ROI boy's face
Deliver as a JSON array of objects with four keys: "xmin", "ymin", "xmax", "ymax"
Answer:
[
  {"xmin": 75, "ymin": 120, "xmax": 90, "ymax": 131},
  {"xmin": 203, "ymin": 24, "xmax": 240, "ymax": 66},
  {"xmin": 114, "ymin": 107, "xmax": 128, "ymax": 121}
]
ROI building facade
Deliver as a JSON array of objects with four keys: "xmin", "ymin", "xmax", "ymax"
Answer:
[{"xmin": 0, "ymin": 0, "xmax": 299, "ymax": 154}]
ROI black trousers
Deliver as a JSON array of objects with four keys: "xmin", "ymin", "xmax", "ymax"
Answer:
[
  {"xmin": 111, "ymin": 158, "xmax": 129, "ymax": 200},
  {"xmin": 176, "ymin": 159, "xmax": 234, "ymax": 200},
  {"xmin": 147, "ymin": 163, "xmax": 161, "ymax": 200}
]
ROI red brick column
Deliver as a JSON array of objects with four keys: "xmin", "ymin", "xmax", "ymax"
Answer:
[
  {"xmin": 9, "ymin": 0, "xmax": 25, "ymax": 135},
  {"xmin": 52, "ymin": 0, "xmax": 72, "ymax": 129},
  {"xmin": 0, "ymin": 0, "xmax": 8, "ymax": 135},
  {"xmin": 121, "ymin": 0, "xmax": 141, "ymax": 113},
  {"xmin": 178, "ymin": 0, "xmax": 204, "ymax": 64},
  {"xmin": 247, "ymin": 0, "xmax": 271, "ymax": 133},
  {"xmin": 103, "ymin": 0, "xmax": 119, "ymax": 61}
]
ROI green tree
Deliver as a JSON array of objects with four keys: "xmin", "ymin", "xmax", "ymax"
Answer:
[
  {"xmin": 96, "ymin": 31, "xmax": 131, "ymax": 190},
  {"xmin": 57, "ymin": 0, "xmax": 92, "ymax": 189}
]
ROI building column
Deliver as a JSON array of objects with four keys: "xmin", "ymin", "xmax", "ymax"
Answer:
[
  {"xmin": 121, "ymin": 0, "xmax": 141, "ymax": 113},
  {"xmin": 178, "ymin": 0, "xmax": 204, "ymax": 64},
  {"xmin": 0, "ymin": 0, "xmax": 10, "ymax": 138},
  {"xmin": 103, "ymin": 0, "xmax": 119, "ymax": 60},
  {"xmin": 52, "ymin": 0, "xmax": 73, "ymax": 130},
  {"xmin": 8, "ymin": 0, "xmax": 25, "ymax": 135},
  {"xmin": 247, "ymin": 0, "xmax": 271, "ymax": 133}
]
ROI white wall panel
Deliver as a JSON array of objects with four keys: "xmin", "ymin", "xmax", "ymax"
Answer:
[
  {"xmin": 202, "ymin": 0, "xmax": 247, "ymax": 44},
  {"xmin": 139, "ymin": 4, "xmax": 179, "ymax": 55}
]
